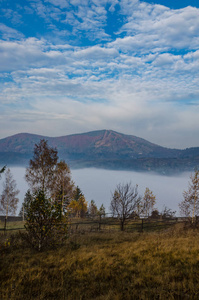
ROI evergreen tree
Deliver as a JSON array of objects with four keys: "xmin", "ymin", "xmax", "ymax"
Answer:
[
  {"xmin": 24, "ymin": 189, "xmax": 67, "ymax": 251},
  {"xmin": 74, "ymin": 186, "xmax": 83, "ymax": 201},
  {"xmin": 68, "ymin": 187, "xmax": 87, "ymax": 218}
]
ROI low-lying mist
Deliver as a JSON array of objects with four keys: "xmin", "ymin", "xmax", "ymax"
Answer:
[{"xmin": 0, "ymin": 167, "xmax": 191, "ymax": 216}]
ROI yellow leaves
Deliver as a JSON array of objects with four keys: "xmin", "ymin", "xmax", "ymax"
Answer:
[
  {"xmin": 68, "ymin": 199, "xmax": 79, "ymax": 212},
  {"xmin": 4, "ymin": 239, "xmax": 10, "ymax": 248},
  {"xmin": 68, "ymin": 196, "xmax": 88, "ymax": 217},
  {"xmin": 142, "ymin": 187, "xmax": 156, "ymax": 216}
]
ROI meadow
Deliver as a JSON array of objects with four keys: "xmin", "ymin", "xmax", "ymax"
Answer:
[{"xmin": 1, "ymin": 221, "xmax": 199, "ymax": 299}]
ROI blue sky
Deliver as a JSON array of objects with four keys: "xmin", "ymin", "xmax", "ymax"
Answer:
[{"xmin": 0, "ymin": 0, "xmax": 199, "ymax": 148}]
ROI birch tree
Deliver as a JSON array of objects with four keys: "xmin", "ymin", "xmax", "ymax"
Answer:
[
  {"xmin": 25, "ymin": 139, "xmax": 58, "ymax": 196},
  {"xmin": 142, "ymin": 187, "xmax": 156, "ymax": 217},
  {"xmin": 179, "ymin": 169, "xmax": 199, "ymax": 223},
  {"xmin": 0, "ymin": 168, "xmax": 19, "ymax": 217},
  {"xmin": 88, "ymin": 200, "xmax": 98, "ymax": 217},
  {"xmin": 51, "ymin": 160, "xmax": 74, "ymax": 212}
]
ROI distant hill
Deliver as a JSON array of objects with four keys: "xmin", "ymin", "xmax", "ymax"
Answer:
[{"xmin": 0, "ymin": 130, "xmax": 199, "ymax": 173}]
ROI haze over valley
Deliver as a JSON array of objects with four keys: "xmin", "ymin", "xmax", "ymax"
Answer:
[{"xmin": 0, "ymin": 166, "xmax": 190, "ymax": 216}]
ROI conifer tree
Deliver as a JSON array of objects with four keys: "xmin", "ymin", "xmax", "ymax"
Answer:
[
  {"xmin": 68, "ymin": 187, "xmax": 87, "ymax": 218},
  {"xmin": 24, "ymin": 189, "xmax": 67, "ymax": 251}
]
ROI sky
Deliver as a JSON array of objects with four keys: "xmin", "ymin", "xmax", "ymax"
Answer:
[{"xmin": 0, "ymin": 0, "xmax": 199, "ymax": 149}]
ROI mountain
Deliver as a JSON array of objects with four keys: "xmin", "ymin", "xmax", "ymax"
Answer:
[{"xmin": 0, "ymin": 130, "xmax": 199, "ymax": 173}]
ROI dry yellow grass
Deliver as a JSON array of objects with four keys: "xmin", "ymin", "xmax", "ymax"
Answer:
[{"xmin": 1, "ymin": 224, "xmax": 199, "ymax": 299}]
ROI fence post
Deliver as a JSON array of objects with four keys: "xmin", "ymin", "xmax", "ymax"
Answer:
[
  {"xmin": 4, "ymin": 217, "xmax": 7, "ymax": 234},
  {"xmin": 99, "ymin": 214, "xmax": 101, "ymax": 231},
  {"xmin": 141, "ymin": 219, "xmax": 144, "ymax": 232}
]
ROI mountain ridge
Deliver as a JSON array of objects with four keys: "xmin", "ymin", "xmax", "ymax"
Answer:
[{"xmin": 0, "ymin": 130, "xmax": 199, "ymax": 174}]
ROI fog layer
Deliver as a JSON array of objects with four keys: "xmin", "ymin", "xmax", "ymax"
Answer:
[{"xmin": 0, "ymin": 167, "xmax": 191, "ymax": 216}]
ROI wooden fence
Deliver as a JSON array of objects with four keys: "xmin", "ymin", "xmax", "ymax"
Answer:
[{"xmin": 0, "ymin": 216, "xmax": 182, "ymax": 235}]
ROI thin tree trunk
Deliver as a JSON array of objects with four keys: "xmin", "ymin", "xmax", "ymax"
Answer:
[{"xmin": 192, "ymin": 191, "xmax": 197, "ymax": 224}]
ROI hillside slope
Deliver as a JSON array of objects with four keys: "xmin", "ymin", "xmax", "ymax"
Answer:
[{"xmin": 0, "ymin": 130, "xmax": 198, "ymax": 173}]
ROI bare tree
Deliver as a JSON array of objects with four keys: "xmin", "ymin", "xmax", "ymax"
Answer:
[
  {"xmin": 25, "ymin": 139, "xmax": 58, "ymax": 196},
  {"xmin": 179, "ymin": 169, "xmax": 199, "ymax": 223},
  {"xmin": 110, "ymin": 182, "xmax": 141, "ymax": 231},
  {"xmin": 0, "ymin": 168, "xmax": 19, "ymax": 222},
  {"xmin": 161, "ymin": 206, "xmax": 176, "ymax": 219}
]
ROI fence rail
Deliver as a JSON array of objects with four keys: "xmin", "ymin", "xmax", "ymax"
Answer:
[{"xmin": 0, "ymin": 216, "xmax": 196, "ymax": 235}]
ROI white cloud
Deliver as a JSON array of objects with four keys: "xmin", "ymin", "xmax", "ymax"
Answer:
[
  {"xmin": 115, "ymin": 4, "xmax": 199, "ymax": 52},
  {"xmin": 152, "ymin": 53, "xmax": 182, "ymax": 67},
  {"xmin": 0, "ymin": 1, "xmax": 199, "ymax": 148},
  {"xmin": 44, "ymin": 0, "xmax": 69, "ymax": 9},
  {"xmin": 63, "ymin": 1, "xmax": 110, "ymax": 40},
  {"xmin": 0, "ymin": 23, "xmax": 24, "ymax": 40},
  {"xmin": 0, "ymin": 38, "xmax": 71, "ymax": 72},
  {"xmin": 74, "ymin": 46, "xmax": 118, "ymax": 60}
]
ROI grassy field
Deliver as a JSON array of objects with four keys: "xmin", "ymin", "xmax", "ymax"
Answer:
[
  {"xmin": 0, "ymin": 220, "xmax": 25, "ymax": 231},
  {"xmin": 1, "ymin": 222, "xmax": 199, "ymax": 299}
]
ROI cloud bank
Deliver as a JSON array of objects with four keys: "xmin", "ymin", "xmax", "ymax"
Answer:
[{"xmin": 0, "ymin": 0, "xmax": 199, "ymax": 148}]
